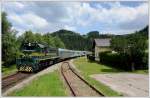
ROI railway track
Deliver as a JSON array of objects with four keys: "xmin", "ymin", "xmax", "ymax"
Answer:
[
  {"xmin": 2, "ymin": 72, "xmax": 33, "ymax": 92},
  {"xmin": 61, "ymin": 61, "xmax": 104, "ymax": 96},
  {"xmin": 1, "ymin": 58, "xmax": 72, "ymax": 93}
]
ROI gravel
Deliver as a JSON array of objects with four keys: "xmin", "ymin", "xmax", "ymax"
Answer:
[{"xmin": 62, "ymin": 62, "xmax": 100, "ymax": 96}]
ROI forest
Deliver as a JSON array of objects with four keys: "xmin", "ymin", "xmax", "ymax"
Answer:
[{"xmin": 2, "ymin": 11, "xmax": 148, "ymax": 67}]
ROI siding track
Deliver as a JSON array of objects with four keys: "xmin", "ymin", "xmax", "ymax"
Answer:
[{"xmin": 61, "ymin": 61, "xmax": 104, "ymax": 96}]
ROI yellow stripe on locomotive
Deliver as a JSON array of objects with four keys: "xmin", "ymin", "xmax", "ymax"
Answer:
[{"xmin": 19, "ymin": 66, "xmax": 33, "ymax": 72}]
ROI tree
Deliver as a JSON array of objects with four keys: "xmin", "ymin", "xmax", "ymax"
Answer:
[
  {"xmin": 127, "ymin": 35, "xmax": 147, "ymax": 71},
  {"xmin": 20, "ymin": 30, "xmax": 36, "ymax": 43},
  {"xmin": 111, "ymin": 36, "xmax": 128, "ymax": 53},
  {"xmin": 87, "ymin": 31, "xmax": 99, "ymax": 39},
  {"xmin": 51, "ymin": 29, "xmax": 86, "ymax": 50},
  {"xmin": 111, "ymin": 33, "xmax": 147, "ymax": 71},
  {"xmin": 43, "ymin": 33, "xmax": 55, "ymax": 47},
  {"xmin": 2, "ymin": 12, "xmax": 20, "ymax": 65},
  {"xmin": 2, "ymin": 12, "xmax": 12, "ymax": 34},
  {"xmin": 53, "ymin": 36, "xmax": 65, "ymax": 48}
]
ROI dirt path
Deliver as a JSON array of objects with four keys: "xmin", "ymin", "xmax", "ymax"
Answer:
[
  {"xmin": 61, "ymin": 62, "xmax": 101, "ymax": 96},
  {"xmin": 91, "ymin": 73, "xmax": 149, "ymax": 97}
]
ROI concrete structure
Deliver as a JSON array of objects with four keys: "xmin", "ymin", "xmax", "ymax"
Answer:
[
  {"xmin": 91, "ymin": 73, "xmax": 149, "ymax": 97},
  {"xmin": 92, "ymin": 38, "xmax": 111, "ymax": 61}
]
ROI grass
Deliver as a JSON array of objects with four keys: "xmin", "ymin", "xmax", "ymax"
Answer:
[
  {"xmin": 2, "ymin": 64, "xmax": 17, "ymax": 77},
  {"xmin": 9, "ymin": 70, "xmax": 68, "ymax": 96},
  {"xmin": 74, "ymin": 57, "xmax": 122, "ymax": 75},
  {"xmin": 131, "ymin": 70, "xmax": 148, "ymax": 74},
  {"xmin": 73, "ymin": 57, "xmax": 123, "ymax": 96}
]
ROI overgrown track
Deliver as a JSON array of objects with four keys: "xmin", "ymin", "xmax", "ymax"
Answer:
[
  {"xmin": 2, "ymin": 72, "xmax": 33, "ymax": 92},
  {"xmin": 61, "ymin": 61, "xmax": 104, "ymax": 96}
]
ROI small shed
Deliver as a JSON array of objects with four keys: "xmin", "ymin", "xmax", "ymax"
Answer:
[{"xmin": 92, "ymin": 38, "xmax": 111, "ymax": 61}]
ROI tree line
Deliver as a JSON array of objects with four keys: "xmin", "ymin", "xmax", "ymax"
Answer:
[
  {"xmin": 51, "ymin": 30, "xmax": 113, "ymax": 51},
  {"xmin": 2, "ymin": 11, "xmax": 148, "ymax": 69}
]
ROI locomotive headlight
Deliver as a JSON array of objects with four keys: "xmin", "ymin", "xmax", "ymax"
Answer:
[{"xmin": 29, "ymin": 43, "xmax": 31, "ymax": 46}]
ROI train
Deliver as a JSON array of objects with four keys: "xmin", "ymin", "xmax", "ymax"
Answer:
[{"xmin": 16, "ymin": 42, "xmax": 86, "ymax": 72}]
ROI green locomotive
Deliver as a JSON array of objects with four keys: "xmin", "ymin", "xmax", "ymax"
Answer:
[{"xmin": 16, "ymin": 42, "xmax": 58, "ymax": 72}]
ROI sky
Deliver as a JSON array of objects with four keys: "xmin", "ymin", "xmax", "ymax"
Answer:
[{"xmin": 2, "ymin": 1, "xmax": 149, "ymax": 36}]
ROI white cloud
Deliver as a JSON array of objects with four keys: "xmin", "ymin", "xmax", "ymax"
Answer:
[
  {"xmin": 3, "ymin": 1, "xmax": 148, "ymax": 35},
  {"xmin": 8, "ymin": 13, "xmax": 24, "ymax": 25},
  {"xmin": 7, "ymin": 12, "xmax": 49, "ymax": 34},
  {"xmin": 13, "ymin": 2, "xmax": 25, "ymax": 9},
  {"xmin": 74, "ymin": 2, "xmax": 148, "ymax": 33},
  {"xmin": 21, "ymin": 13, "xmax": 49, "ymax": 28},
  {"xmin": 64, "ymin": 25, "xmax": 76, "ymax": 31}
]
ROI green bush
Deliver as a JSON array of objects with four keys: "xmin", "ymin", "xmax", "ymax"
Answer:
[
  {"xmin": 142, "ymin": 52, "xmax": 148, "ymax": 69},
  {"xmin": 99, "ymin": 51, "xmax": 148, "ymax": 71},
  {"xmin": 87, "ymin": 54, "xmax": 95, "ymax": 61}
]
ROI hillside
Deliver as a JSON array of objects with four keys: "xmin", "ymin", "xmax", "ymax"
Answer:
[
  {"xmin": 50, "ymin": 26, "xmax": 148, "ymax": 51},
  {"xmin": 51, "ymin": 29, "xmax": 89, "ymax": 50}
]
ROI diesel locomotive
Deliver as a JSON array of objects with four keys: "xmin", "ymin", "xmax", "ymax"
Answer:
[{"xmin": 16, "ymin": 42, "xmax": 86, "ymax": 72}]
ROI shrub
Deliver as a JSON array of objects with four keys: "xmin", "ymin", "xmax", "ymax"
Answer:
[
  {"xmin": 142, "ymin": 52, "xmax": 148, "ymax": 69},
  {"xmin": 87, "ymin": 54, "xmax": 95, "ymax": 61},
  {"xmin": 99, "ymin": 51, "xmax": 148, "ymax": 70}
]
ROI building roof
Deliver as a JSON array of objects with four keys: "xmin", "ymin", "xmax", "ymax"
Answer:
[{"xmin": 94, "ymin": 38, "xmax": 111, "ymax": 47}]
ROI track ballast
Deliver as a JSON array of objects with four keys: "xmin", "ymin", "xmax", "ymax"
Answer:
[
  {"xmin": 61, "ymin": 61, "xmax": 104, "ymax": 96},
  {"xmin": 2, "ymin": 72, "xmax": 33, "ymax": 93}
]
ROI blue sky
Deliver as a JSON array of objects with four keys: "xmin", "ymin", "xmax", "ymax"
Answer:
[{"xmin": 2, "ymin": 1, "xmax": 148, "ymax": 36}]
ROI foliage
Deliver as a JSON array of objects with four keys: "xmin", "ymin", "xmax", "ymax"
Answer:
[
  {"xmin": 2, "ymin": 32, "xmax": 20, "ymax": 64},
  {"xmin": 51, "ymin": 29, "xmax": 112, "ymax": 51},
  {"xmin": 2, "ymin": 12, "xmax": 12, "ymax": 34},
  {"xmin": 135, "ymin": 26, "xmax": 148, "ymax": 39},
  {"xmin": 99, "ymin": 52, "xmax": 130, "ymax": 70},
  {"xmin": 131, "ymin": 69, "xmax": 148, "ymax": 74},
  {"xmin": 2, "ymin": 64, "xmax": 17, "ymax": 77},
  {"xmin": 18, "ymin": 31, "xmax": 65, "ymax": 49},
  {"xmin": 20, "ymin": 31, "xmax": 36, "ymax": 43},
  {"xmin": 110, "ymin": 28, "xmax": 148, "ymax": 71},
  {"xmin": 51, "ymin": 29, "xmax": 87, "ymax": 50},
  {"xmin": 99, "ymin": 51, "xmax": 148, "ymax": 71},
  {"xmin": 142, "ymin": 52, "xmax": 148, "ymax": 67},
  {"xmin": 53, "ymin": 36, "xmax": 65, "ymax": 48},
  {"xmin": 2, "ymin": 12, "xmax": 20, "ymax": 65},
  {"xmin": 111, "ymin": 37, "xmax": 128, "ymax": 53},
  {"xmin": 87, "ymin": 31, "xmax": 100, "ymax": 39},
  {"xmin": 43, "ymin": 33, "xmax": 65, "ymax": 48},
  {"xmin": 87, "ymin": 54, "xmax": 95, "ymax": 61}
]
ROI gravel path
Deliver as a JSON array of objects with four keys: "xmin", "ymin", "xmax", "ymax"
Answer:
[
  {"xmin": 62, "ymin": 62, "xmax": 101, "ymax": 96},
  {"xmin": 2, "ymin": 62, "xmax": 62, "ymax": 96},
  {"xmin": 91, "ymin": 73, "xmax": 149, "ymax": 97}
]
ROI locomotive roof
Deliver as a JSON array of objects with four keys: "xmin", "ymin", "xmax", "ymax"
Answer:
[
  {"xmin": 37, "ymin": 44, "xmax": 45, "ymax": 48},
  {"xmin": 58, "ymin": 48, "xmax": 71, "ymax": 51}
]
